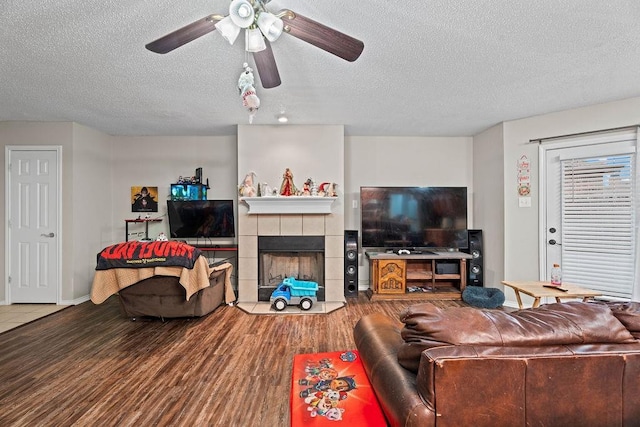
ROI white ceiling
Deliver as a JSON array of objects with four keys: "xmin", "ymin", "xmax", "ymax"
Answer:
[{"xmin": 2, "ymin": 1, "xmax": 640, "ymax": 137}]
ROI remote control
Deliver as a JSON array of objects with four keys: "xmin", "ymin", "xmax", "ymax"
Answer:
[{"xmin": 543, "ymin": 285, "xmax": 568, "ymax": 292}]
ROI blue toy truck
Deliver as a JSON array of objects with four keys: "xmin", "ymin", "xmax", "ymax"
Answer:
[{"xmin": 270, "ymin": 277, "xmax": 319, "ymax": 311}]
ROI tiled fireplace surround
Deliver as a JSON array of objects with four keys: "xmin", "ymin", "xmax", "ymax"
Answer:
[
  {"xmin": 236, "ymin": 125, "xmax": 346, "ymax": 311},
  {"xmin": 236, "ymin": 210, "xmax": 346, "ymax": 305}
]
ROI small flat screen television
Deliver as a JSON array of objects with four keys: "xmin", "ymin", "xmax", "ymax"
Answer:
[
  {"xmin": 167, "ymin": 200, "xmax": 235, "ymax": 238},
  {"xmin": 360, "ymin": 186, "xmax": 468, "ymax": 250}
]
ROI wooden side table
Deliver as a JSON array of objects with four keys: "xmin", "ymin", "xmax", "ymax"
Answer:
[{"xmin": 501, "ymin": 280, "xmax": 601, "ymax": 309}]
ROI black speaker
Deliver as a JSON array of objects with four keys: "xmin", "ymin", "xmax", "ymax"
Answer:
[
  {"xmin": 344, "ymin": 230, "xmax": 359, "ymax": 297},
  {"xmin": 463, "ymin": 229, "xmax": 483, "ymax": 287}
]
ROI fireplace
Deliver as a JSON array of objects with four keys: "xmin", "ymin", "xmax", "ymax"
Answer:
[
  {"xmin": 258, "ymin": 236, "xmax": 325, "ymax": 301},
  {"xmin": 236, "ymin": 124, "xmax": 346, "ymax": 309}
]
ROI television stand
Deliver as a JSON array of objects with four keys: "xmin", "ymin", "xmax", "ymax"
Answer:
[{"xmin": 365, "ymin": 250, "xmax": 472, "ymax": 301}]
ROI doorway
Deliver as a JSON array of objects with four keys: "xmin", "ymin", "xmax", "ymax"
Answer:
[
  {"xmin": 5, "ymin": 146, "xmax": 61, "ymax": 303},
  {"xmin": 540, "ymin": 128, "xmax": 638, "ymax": 299}
]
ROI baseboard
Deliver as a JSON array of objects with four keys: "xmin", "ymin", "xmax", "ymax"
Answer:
[
  {"xmin": 60, "ymin": 295, "xmax": 90, "ymax": 306},
  {"xmin": 0, "ymin": 297, "xmax": 87, "ymax": 306},
  {"xmin": 503, "ymin": 299, "xmax": 520, "ymax": 309}
]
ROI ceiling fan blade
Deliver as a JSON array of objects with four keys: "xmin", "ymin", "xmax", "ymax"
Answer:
[
  {"xmin": 253, "ymin": 42, "xmax": 281, "ymax": 89},
  {"xmin": 278, "ymin": 9, "xmax": 364, "ymax": 62},
  {"xmin": 146, "ymin": 14, "xmax": 222, "ymax": 54}
]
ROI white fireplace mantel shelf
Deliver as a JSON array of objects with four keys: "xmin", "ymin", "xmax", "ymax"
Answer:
[{"xmin": 240, "ymin": 196, "xmax": 337, "ymax": 214}]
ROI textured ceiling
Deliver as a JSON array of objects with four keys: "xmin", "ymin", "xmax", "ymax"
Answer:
[{"xmin": 2, "ymin": 0, "xmax": 640, "ymax": 137}]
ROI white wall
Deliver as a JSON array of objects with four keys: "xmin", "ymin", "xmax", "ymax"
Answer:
[
  {"xmin": 501, "ymin": 97, "xmax": 640, "ymax": 305},
  {"xmin": 237, "ymin": 125, "xmax": 345, "ymax": 194},
  {"xmin": 110, "ymin": 135, "xmax": 238, "ymax": 241},
  {"xmin": 71, "ymin": 123, "xmax": 112, "ymax": 300},
  {"xmin": 345, "ymin": 135, "xmax": 474, "ymax": 287},
  {"xmin": 472, "ymin": 124, "xmax": 505, "ymax": 289}
]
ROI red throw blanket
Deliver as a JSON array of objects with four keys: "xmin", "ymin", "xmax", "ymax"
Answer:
[{"xmin": 95, "ymin": 241, "xmax": 202, "ymax": 270}]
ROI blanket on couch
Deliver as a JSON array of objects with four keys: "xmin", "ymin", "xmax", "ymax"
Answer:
[
  {"xmin": 95, "ymin": 240, "xmax": 202, "ymax": 270},
  {"xmin": 92, "ymin": 241, "xmax": 210, "ymax": 303}
]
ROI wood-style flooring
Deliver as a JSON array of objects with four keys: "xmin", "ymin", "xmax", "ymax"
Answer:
[{"xmin": 0, "ymin": 293, "xmax": 464, "ymax": 426}]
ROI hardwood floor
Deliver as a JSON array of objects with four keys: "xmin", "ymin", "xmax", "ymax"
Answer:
[{"xmin": 0, "ymin": 293, "xmax": 464, "ymax": 426}]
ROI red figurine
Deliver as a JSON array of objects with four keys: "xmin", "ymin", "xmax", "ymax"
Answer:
[{"xmin": 280, "ymin": 168, "xmax": 298, "ymax": 196}]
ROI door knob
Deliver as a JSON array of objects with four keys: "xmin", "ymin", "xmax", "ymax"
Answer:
[{"xmin": 41, "ymin": 232, "xmax": 55, "ymax": 238}]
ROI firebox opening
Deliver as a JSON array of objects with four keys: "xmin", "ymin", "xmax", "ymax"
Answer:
[{"xmin": 258, "ymin": 236, "xmax": 325, "ymax": 302}]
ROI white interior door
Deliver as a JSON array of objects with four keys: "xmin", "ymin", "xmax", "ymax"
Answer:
[{"xmin": 6, "ymin": 148, "xmax": 60, "ymax": 303}]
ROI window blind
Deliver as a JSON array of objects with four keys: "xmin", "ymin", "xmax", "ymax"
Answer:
[{"xmin": 561, "ymin": 154, "xmax": 636, "ymax": 298}]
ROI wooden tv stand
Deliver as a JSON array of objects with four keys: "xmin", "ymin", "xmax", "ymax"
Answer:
[{"xmin": 365, "ymin": 251, "xmax": 473, "ymax": 301}]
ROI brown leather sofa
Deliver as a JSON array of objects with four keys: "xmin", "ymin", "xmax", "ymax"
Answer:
[{"xmin": 354, "ymin": 301, "xmax": 640, "ymax": 427}]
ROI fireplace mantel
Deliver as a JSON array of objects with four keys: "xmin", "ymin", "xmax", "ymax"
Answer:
[{"xmin": 240, "ymin": 196, "xmax": 337, "ymax": 214}]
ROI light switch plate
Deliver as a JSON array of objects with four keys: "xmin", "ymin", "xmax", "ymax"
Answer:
[{"xmin": 519, "ymin": 197, "xmax": 532, "ymax": 208}]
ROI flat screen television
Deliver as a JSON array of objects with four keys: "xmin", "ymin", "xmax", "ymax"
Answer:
[
  {"xmin": 167, "ymin": 200, "xmax": 235, "ymax": 238},
  {"xmin": 360, "ymin": 187, "xmax": 468, "ymax": 250}
]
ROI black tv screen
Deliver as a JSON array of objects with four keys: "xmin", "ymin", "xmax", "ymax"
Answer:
[
  {"xmin": 360, "ymin": 187, "xmax": 468, "ymax": 249},
  {"xmin": 167, "ymin": 200, "xmax": 235, "ymax": 238}
]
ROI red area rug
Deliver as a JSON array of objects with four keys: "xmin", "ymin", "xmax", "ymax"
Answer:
[{"xmin": 290, "ymin": 350, "xmax": 386, "ymax": 426}]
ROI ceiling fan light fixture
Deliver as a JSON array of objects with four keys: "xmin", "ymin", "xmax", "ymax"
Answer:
[
  {"xmin": 214, "ymin": 16, "xmax": 241, "ymax": 45},
  {"xmin": 257, "ymin": 12, "xmax": 284, "ymax": 42},
  {"xmin": 229, "ymin": 0, "xmax": 255, "ymax": 28},
  {"xmin": 245, "ymin": 28, "xmax": 266, "ymax": 52}
]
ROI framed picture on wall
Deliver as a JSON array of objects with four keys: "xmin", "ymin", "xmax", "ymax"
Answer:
[{"xmin": 131, "ymin": 186, "xmax": 158, "ymax": 212}]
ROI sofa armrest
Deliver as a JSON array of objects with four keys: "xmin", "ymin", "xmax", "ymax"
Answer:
[{"xmin": 354, "ymin": 313, "xmax": 436, "ymax": 427}]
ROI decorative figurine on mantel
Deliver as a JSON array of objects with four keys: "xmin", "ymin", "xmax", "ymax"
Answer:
[
  {"xmin": 302, "ymin": 178, "xmax": 312, "ymax": 196},
  {"xmin": 280, "ymin": 168, "xmax": 298, "ymax": 196},
  {"xmin": 239, "ymin": 171, "xmax": 257, "ymax": 197},
  {"xmin": 318, "ymin": 182, "xmax": 338, "ymax": 197},
  {"xmin": 258, "ymin": 182, "xmax": 272, "ymax": 197}
]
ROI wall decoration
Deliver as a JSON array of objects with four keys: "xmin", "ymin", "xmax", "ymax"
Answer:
[
  {"xmin": 131, "ymin": 186, "xmax": 158, "ymax": 212},
  {"xmin": 517, "ymin": 155, "xmax": 531, "ymax": 196},
  {"xmin": 238, "ymin": 63, "xmax": 260, "ymax": 124}
]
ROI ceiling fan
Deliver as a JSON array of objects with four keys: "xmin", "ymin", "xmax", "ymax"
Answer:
[{"xmin": 145, "ymin": 0, "xmax": 365, "ymax": 89}]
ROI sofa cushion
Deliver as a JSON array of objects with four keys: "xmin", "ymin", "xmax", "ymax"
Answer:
[
  {"xmin": 398, "ymin": 301, "xmax": 636, "ymax": 373},
  {"xmin": 596, "ymin": 301, "xmax": 640, "ymax": 339}
]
